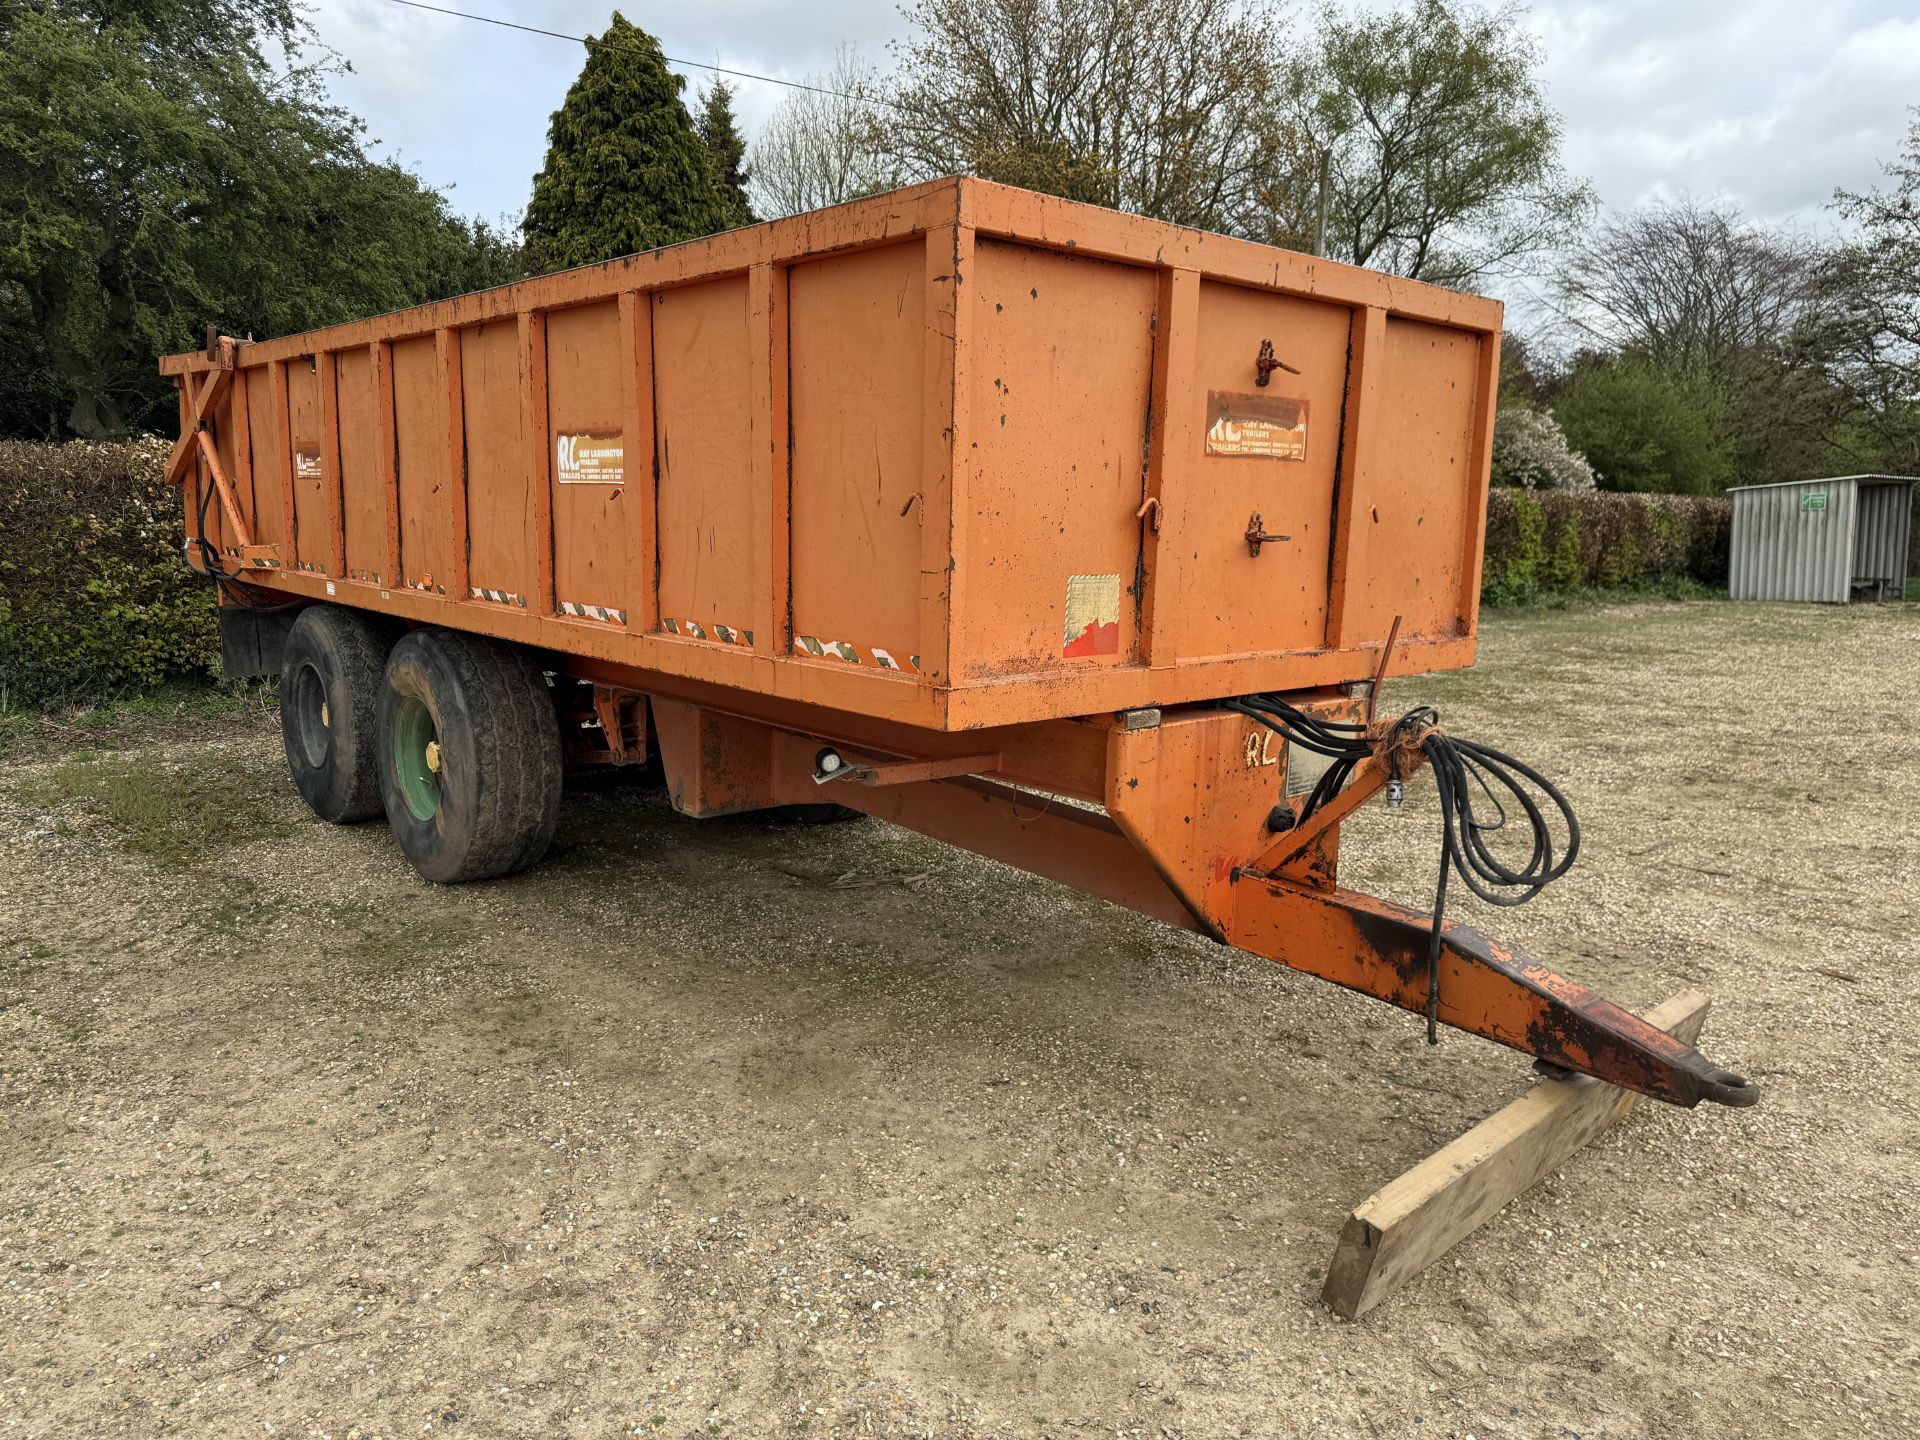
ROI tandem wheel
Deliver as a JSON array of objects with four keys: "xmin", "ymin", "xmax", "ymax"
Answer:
[
  {"xmin": 279, "ymin": 605, "xmax": 402, "ymax": 824},
  {"xmin": 376, "ymin": 628, "xmax": 564, "ymax": 884}
]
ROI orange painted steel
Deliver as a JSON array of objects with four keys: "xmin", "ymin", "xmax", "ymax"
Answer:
[
  {"xmin": 160, "ymin": 179, "xmax": 1753, "ymax": 1109},
  {"xmin": 162, "ymin": 177, "xmax": 1497, "ymax": 728}
]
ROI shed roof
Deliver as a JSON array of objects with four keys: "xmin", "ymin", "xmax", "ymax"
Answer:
[{"xmin": 1726, "ymin": 474, "xmax": 1918, "ymax": 494}]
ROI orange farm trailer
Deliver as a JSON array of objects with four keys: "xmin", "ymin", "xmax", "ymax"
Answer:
[{"xmin": 160, "ymin": 178, "xmax": 1754, "ymax": 1111}]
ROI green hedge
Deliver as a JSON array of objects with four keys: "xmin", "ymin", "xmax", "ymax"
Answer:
[
  {"xmin": 0, "ymin": 439, "xmax": 219, "ymax": 704},
  {"xmin": 1481, "ymin": 489, "xmax": 1732, "ymax": 607}
]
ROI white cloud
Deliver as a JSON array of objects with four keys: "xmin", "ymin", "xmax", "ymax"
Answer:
[
  {"xmin": 304, "ymin": 0, "xmax": 1920, "ymax": 235},
  {"xmin": 1522, "ymin": 0, "xmax": 1920, "ymax": 223}
]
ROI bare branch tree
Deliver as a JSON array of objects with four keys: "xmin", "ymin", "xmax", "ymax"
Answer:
[
  {"xmin": 1827, "ymin": 108, "xmax": 1920, "ymax": 470},
  {"xmin": 748, "ymin": 45, "xmax": 897, "ymax": 219},
  {"xmin": 1554, "ymin": 197, "xmax": 1829, "ymax": 380},
  {"xmin": 883, "ymin": 0, "xmax": 1305, "ymax": 240},
  {"xmin": 1553, "ymin": 197, "xmax": 1864, "ymax": 486}
]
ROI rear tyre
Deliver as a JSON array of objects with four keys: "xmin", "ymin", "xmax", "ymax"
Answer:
[
  {"xmin": 280, "ymin": 605, "xmax": 399, "ymax": 823},
  {"xmin": 377, "ymin": 629, "xmax": 563, "ymax": 883}
]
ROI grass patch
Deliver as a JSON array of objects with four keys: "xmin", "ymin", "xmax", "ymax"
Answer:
[
  {"xmin": 16, "ymin": 748, "xmax": 281, "ymax": 863},
  {"xmin": 0, "ymin": 679, "xmax": 277, "ymax": 762}
]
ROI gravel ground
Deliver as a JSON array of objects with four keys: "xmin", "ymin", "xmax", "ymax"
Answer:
[{"xmin": 1, "ymin": 599, "xmax": 1915, "ymax": 1440}]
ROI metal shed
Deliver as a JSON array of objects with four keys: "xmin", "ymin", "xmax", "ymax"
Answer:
[{"xmin": 1728, "ymin": 475, "xmax": 1915, "ymax": 603}]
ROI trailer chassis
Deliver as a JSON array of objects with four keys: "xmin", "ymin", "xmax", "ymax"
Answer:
[{"xmin": 551, "ymin": 657, "xmax": 1755, "ymax": 1111}]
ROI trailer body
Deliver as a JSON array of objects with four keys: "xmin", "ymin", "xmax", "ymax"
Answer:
[
  {"xmin": 163, "ymin": 178, "xmax": 1495, "ymax": 728},
  {"xmin": 160, "ymin": 179, "xmax": 1754, "ymax": 1113}
]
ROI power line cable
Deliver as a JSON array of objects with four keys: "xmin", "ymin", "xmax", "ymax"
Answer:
[{"xmin": 382, "ymin": 0, "xmax": 890, "ymax": 108}]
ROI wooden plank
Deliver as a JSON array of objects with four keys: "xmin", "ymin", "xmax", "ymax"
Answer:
[{"xmin": 1322, "ymin": 990, "xmax": 1712, "ymax": 1321}]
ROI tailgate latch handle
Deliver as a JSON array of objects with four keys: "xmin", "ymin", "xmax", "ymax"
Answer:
[
  {"xmin": 1254, "ymin": 338, "xmax": 1299, "ymax": 386},
  {"xmin": 1245, "ymin": 512, "xmax": 1291, "ymax": 557}
]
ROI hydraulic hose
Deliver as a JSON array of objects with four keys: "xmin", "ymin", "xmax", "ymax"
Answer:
[{"xmin": 1226, "ymin": 694, "xmax": 1580, "ymax": 1042}]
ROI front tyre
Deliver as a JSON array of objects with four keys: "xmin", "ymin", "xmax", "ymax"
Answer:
[
  {"xmin": 377, "ymin": 629, "xmax": 563, "ymax": 883},
  {"xmin": 280, "ymin": 605, "xmax": 399, "ymax": 823}
]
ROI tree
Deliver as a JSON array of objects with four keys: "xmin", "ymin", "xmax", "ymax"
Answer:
[
  {"xmin": 0, "ymin": 1, "xmax": 523, "ymax": 439},
  {"xmin": 0, "ymin": 283, "xmax": 65, "ymax": 440},
  {"xmin": 524, "ymin": 13, "xmax": 729, "ymax": 270},
  {"xmin": 883, "ymin": 0, "xmax": 1297, "ymax": 237},
  {"xmin": 1279, "ymin": 0, "xmax": 1591, "ymax": 284},
  {"xmin": 1554, "ymin": 198, "xmax": 1829, "ymax": 379},
  {"xmin": 1490, "ymin": 403, "xmax": 1594, "ymax": 492},
  {"xmin": 1553, "ymin": 358, "xmax": 1734, "ymax": 495},
  {"xmin": 695, "ymin": 79, "xmax": 756, "ymax": 230},
  {"xmin": 1828, "ymin": 110, "xmax": 1920, "ymax": 473},
  {"xmin": 750, "ymin": 45, "xmax": 897, "ymax": 218},
  {"xmin": 1833, "ymin": 112, "xmax": 1920, "ymax": 389},
  {"xmin": 1496, "ymin": 330, "xmax": 1558, "ymax": 408},
  {"xmin": 1551, "ymin": 197, "xmax": 1861, "ymax": 485}
]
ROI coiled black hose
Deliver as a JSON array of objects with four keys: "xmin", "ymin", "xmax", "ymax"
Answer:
[{"xmin": 1227, "ymin": 694, "xmax": 1580, "ymax": 1042}]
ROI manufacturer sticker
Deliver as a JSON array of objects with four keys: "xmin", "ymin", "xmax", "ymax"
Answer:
[
  {"xmin": 555, "ymin": 432, "xmax": 624, "ymax": 485},
  {"xmin": 1063, "ymin": 573, "xmax": 1121, "ymax": 658},
  {"xmin": 1801, "ymin": 492, "xmax": 1828, "ymax": 512},
  {"xmin": 294, "ymin": 449, "xmax": 323, "ymax": 481},
  {"xmin": 1205, "ymin": 391, "xmax": 1309, "ymax": 461}
]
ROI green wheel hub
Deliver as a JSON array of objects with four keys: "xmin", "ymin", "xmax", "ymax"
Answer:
[{"xmin": 391, "ymin": 694, "xmax": 442, "ymax": 821}]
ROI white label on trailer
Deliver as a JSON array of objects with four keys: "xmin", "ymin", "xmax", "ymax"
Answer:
[{"xmin": 555, "ymin": 432, "xmax": 624, "ymax": 485}]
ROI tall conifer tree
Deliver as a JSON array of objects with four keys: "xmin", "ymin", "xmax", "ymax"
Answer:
[
  {"xmin": 696, "ymin": 79, "xmax": 756, "ymax": 229},
  {"xmin": 524, "ymin": 14, "xmax": 728, "ymax": 269}
]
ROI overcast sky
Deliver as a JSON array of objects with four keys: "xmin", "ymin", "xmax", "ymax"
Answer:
[{"xmin": 308, "ymin": 0, "xmax": 1920, "ymax": 238}]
